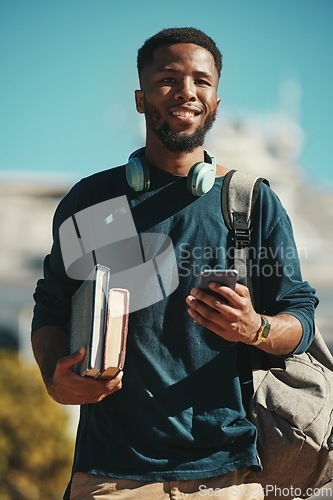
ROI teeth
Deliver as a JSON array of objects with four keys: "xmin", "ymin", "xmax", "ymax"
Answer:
[{"xmin": 172, "ymin": 110, "xmax": 196, "ymax": 117}]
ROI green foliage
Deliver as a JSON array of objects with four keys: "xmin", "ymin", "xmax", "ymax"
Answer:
[{"xmin": 0, "ymin": 352, "xmax": 74, "ymax": 500}]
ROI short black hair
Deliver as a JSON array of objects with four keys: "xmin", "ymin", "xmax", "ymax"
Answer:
[{"xmin": 137, "ymin": 27, "xmax": 223, "ymax": 79}]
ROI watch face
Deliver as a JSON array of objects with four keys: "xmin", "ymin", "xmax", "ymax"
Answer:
[
  {"xmin": 246, "ymin": 316, "xmax": 270, "ymax": 345},
  {"xmin": 261, "ymin": 317, "xmax": 271, "ymax": 339}
]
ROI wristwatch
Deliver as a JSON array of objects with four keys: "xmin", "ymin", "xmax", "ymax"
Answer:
[{"xmin": 247, "ymin": 315, "xmax": 271, "ymax": 346}]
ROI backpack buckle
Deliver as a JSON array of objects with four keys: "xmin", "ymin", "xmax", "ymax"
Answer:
[
  {"xmin": 232, "ymin": 213, "xmax": 251, "ymax": 248},
  {"xmin": 234, "ymin": 227, "xmax": 251, "ymax": 248}
]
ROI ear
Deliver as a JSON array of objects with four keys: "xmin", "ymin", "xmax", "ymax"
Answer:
[
  {"xmin": 135, "ymin": 90, "xmax": 145, "ymax": 114},
  {"xmin": 217, "ymin": 97, "xmax": 222, "ymax": 109}
]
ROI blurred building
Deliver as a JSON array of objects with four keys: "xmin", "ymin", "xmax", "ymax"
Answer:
[{"xmin": 0, "ymin": 182, "xmax": 65, "ymax": 356}]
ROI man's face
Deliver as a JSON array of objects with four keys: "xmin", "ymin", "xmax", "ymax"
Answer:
[{"xmin": 135, "ymin": 43, "xmax": 221, "ymax": 153}]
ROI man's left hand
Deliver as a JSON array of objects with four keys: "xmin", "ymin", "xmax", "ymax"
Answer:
[{"xmin": 186, "ymin": 283, "xmax": 261, "ymax": 344}]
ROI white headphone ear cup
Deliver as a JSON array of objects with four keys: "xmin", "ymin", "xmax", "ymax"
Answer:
[
  {"xmin": 187, "ymin": 162, "xmax": 216, "ymax": 196},
  {"xmin": 126, "ymin": 157, "xmax": 150, "ymax": 192}
]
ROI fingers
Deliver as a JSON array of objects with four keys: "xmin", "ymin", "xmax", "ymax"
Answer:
[
  {"xmin": 209, "ymin": 282, "xmax": 250, "ymax": 303},
  {"xmin": 188, "ymin": 283, "xmax": 250, "ymax": 312},
  {"xmin": 186, "ymin": 283, "xmax": 259, "ymax": 343},
  {"xmin": 187, "ymin": 287, "xmax": 235, "ymax": 317},
  {"xmin": 97, "ymin": 372, "xmax": 123, "ymax": 402},
  {"xmin": 186, "ymin": 293, "xmax": 231, "ymax": 326},
  {"xmin": 186, "ymin": 284, "xmax": 247, "ymax": 332},
  {"xmin": 104, "ymin": 371, "xmax": 123, "ymax": 393},
  {"xmin": 82, "ymin": 371, "xmax": 124, "ymax": 404},
  {"xmin": 234, "ymin": 283, "xmax": 251, "ymax": 297},
  {"xmin": 186, "ymin": 298, "xmax": 232, "ymax": 340},
  {"xmin": 57, "ymin": 346, "xmax": 86, "ymax": 371},
  {"xmin": 49, "ymin": 356, "xmax": 124, "ymax": 405}
]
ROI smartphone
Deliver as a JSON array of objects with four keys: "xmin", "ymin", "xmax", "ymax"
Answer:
[{"xmin": 198, "ymin": 269, "xmax": 238, "ymax": 295}]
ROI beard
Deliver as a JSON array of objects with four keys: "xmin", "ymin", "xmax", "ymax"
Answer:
[{"xmin": 144, "ymin": 99, "xmax": 217, "ymax": 153}]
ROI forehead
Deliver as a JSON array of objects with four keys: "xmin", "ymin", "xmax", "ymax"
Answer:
[{"xmin": 140, "ymin": 43, "xmax": 218, "ymax": 82}]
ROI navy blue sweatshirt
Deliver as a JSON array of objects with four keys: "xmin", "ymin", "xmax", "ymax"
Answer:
[{"xmin": 32, "ymin": 163, "xmax": 318, "ymax": 481}]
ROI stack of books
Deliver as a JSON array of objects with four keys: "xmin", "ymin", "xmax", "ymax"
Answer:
[{"xmin": 70, "ymin": 264, "xmax": 130, "ymax": 379}]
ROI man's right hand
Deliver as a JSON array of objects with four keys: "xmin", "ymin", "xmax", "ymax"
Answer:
[
  {"xmin": 31, "ymin": 326, "xmax": 123, "ymax": 406},
  {"xmin": 47, "ymin": 347, "xmax": 123, "ymax": 405}
]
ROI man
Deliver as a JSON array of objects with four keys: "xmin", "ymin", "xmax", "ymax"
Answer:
[{"xmin": 32, "ymin": 28, "xmax": 318, "ymax": 499}]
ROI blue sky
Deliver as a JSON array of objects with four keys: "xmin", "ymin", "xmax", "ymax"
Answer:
[{"xmin": 1, "ymin": 0, "xmax": 332, "ymax": 187}]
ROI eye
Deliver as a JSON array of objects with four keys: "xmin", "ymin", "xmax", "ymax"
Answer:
[
  {"xmin": 160, "ymin": 77, "xmax": 176, "ymax": 84},
  {"xmin": 195, "ymin": 79, "xmax": 211, "ymax": 86}
]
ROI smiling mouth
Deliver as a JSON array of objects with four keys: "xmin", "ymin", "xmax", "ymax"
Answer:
[{"xmin": 170, "ymin": 109, "xmax": 200, "ymax": 118}]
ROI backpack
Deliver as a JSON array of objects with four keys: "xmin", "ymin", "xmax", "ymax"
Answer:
[{"xmin": 221, "ymin": 169, "xmax": 333, "ymax": 498}]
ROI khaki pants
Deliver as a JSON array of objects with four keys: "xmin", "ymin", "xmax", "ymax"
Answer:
[{"xmin": 70, "ymin": 468, "xmax": 264, "ymax": 499}]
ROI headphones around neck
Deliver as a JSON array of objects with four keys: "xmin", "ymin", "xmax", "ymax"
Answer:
[{"xmin": 125, "ymin": 148, "xmax": 216, "ymax": 197}]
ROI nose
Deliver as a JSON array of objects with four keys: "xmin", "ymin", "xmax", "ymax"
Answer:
[{"xmin": 174, "ymin": 78, "xmax": 196, "ymax": 101}]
